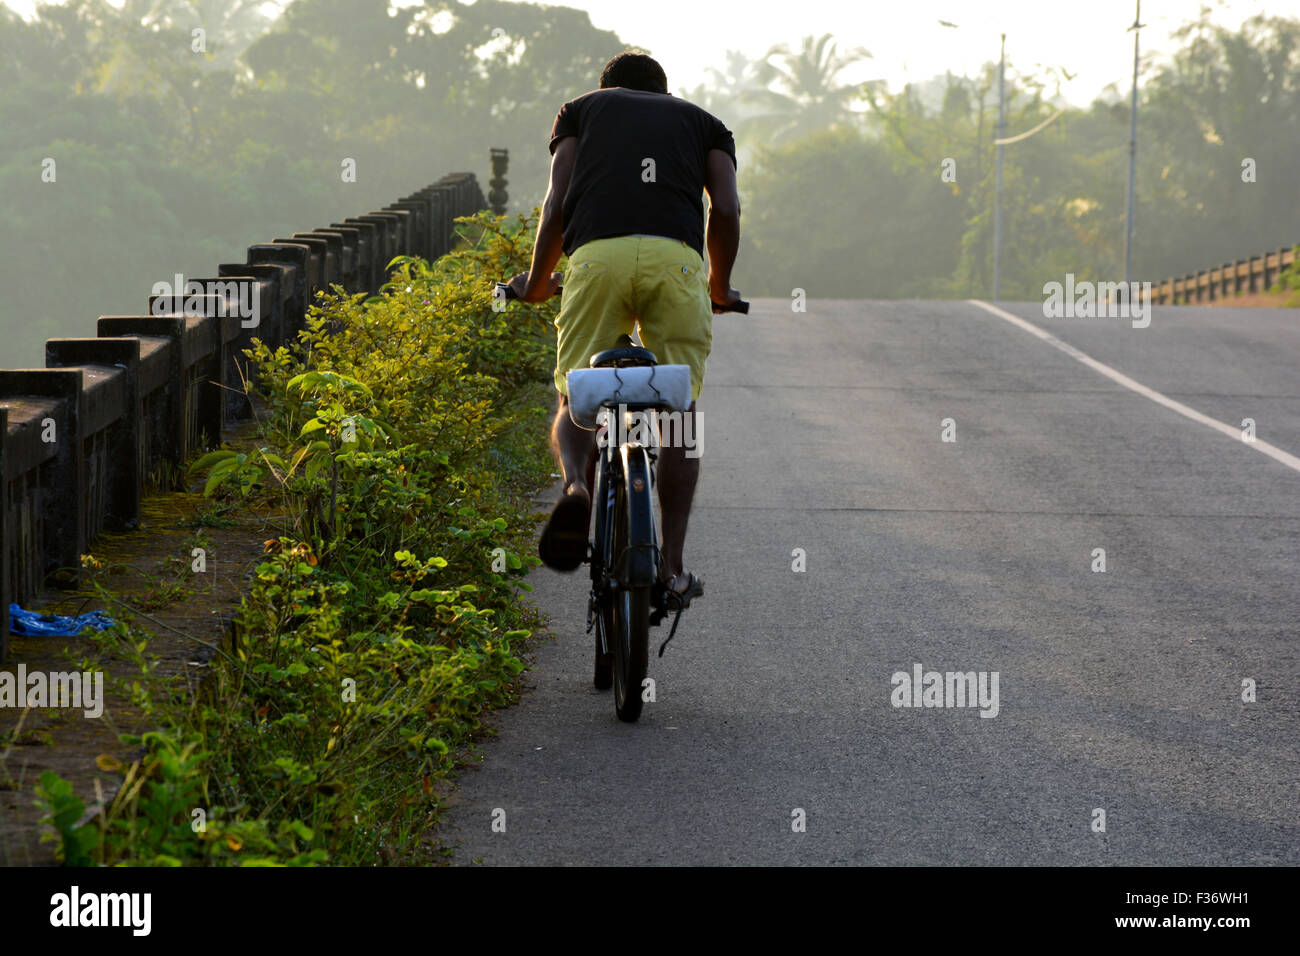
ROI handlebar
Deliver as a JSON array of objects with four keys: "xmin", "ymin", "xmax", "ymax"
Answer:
[
  {"xmin": 494, "ymin": 281, "xmax": 749, "ymax": 314},
  {"xmin": 714, "ymin": 297, "xmax": 749, "ymax": 314}
]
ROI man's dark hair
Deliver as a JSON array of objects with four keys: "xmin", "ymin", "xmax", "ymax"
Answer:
[{"xmin": 600, "ymin": 50, "xmax": 668, "ymax": 94}]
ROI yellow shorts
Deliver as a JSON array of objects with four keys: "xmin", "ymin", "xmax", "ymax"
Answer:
[{"xmin": 554, "ymin": 235, "xmax": 713, "ymax": 401}]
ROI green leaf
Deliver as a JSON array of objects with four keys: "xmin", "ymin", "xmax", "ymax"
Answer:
[
  {"xmin": 204, "ymin": 469, "xmax": 230, "ymax": 497},
  {"xmin": 188, "ymin": 450, "xmax": 237, "ymax": 473},
  {"xmin": 288, "ymin": 444, "xmax": 313, "ymax": 473}
]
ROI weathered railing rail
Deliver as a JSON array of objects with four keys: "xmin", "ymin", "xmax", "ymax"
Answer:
[
  {"xmin": 1, "ymin": 168, "xmax": 494, "ymax": 662},
  {"xmin": 1151, "ymin": 245, "xmax": 1298, "ymax": 304}
]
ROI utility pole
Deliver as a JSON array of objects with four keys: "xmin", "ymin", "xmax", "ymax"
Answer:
[
  {"xmin": 1124, "ymin": 1, "xmax": 1143, "ymax": 284},
  {"xmin": 993, "ymin": 34, "xmax": 1006, "ymax": 300}
]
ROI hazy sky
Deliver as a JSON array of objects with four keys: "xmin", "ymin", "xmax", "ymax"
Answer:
[
  {"xmin": 570, "ymin": 0, "xmax": 1289, "ymax": 106},
  {"xmin": 5, "ymin": 0, "xmax": 1294, "ymax": 106}
]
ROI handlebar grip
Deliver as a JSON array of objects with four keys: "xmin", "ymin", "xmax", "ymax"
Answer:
[
  {"xmin": 494, "ymin": 281, "xmax": 563, "ymax": 302},
  {"xmin": 713, "ymin": 298, "xmax": 749, "ymax": 314}
]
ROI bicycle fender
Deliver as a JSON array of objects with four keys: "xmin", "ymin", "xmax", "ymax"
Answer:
[{"xmin": 617, "ymin": 444, "xmax": 659, "ymax": 588}]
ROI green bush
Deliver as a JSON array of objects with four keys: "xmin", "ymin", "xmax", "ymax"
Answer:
[{"xmin": 62, "ymin": 211, "xmax": 560, "ymax": 866}]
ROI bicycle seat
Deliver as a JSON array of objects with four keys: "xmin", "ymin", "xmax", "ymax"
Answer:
[
  {"xmin": 591, "ymin": 333, "xmax": 656, "ymax": 367},
  {"xmin": 589, "ymin": 346, "xmax": 658, "ymax": 368}
]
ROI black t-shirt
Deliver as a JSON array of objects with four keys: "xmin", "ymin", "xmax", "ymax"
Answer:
[{"xmin": 548, "ymin": 87, "xmax": 736, "ymax": 258}]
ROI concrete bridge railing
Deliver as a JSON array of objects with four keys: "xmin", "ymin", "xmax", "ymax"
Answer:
[{"xmin": 0, "ymin": 168, "xmax": 496, "ymax": 662}]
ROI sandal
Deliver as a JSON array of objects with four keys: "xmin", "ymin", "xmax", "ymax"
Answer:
[
  {"xmin": 654, "ymin": 572, "xmax": 704, "ymax": 657},
  {"xmin": 538, "ymin": 488, "xmax": 589, "ymax": 572},
  {"xmin": 664, "ymin": 572, "xmax": 704, "ymax": 609}
]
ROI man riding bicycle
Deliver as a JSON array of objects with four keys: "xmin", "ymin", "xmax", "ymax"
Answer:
[{"xmin": 506, "ymin": 49, "xmax": 742, "ymax": 608}]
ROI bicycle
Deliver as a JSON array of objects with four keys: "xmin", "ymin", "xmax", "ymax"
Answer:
[{"xmin": 495, "ymin": 280, "xmax": 748, "ymax": 721}]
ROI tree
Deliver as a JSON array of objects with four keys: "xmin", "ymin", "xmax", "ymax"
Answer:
[
  {"xmin": 738, "ymin": 127, "xmax": 963, "ymax": 298},
  {"xmin": 1134, "ymin": 11, "xmax": 1300, "ymax": 279},
  {"xmin": 743, "ymin": 33, "xmax": 871, "ymax": 144}
]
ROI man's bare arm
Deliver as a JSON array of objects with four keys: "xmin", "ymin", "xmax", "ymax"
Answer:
[
  {"xmin": 511, "ymin": 136, "xmax": 577, "ymax": 302},
  {"xmin": 704, "ymin": 148, "xmax": 741, "ymax": 307}
]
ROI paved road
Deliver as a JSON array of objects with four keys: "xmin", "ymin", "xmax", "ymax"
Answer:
[{"xmin": 442, "ymin": 299, "xmax": 1300, "ymax": 865}]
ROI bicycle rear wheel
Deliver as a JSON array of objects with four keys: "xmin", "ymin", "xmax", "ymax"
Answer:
[
  {"xmin": 612, "ymin": 586, "xmax": 650, "ymax": 722},
  {"xmin": 611, "ymin": 447, "xmax": 654, "ymax": 722}
]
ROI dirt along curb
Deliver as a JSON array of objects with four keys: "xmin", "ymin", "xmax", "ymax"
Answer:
[{"xmin": 0, "ymin": 423, "xmax": 275, "ymax": 865}]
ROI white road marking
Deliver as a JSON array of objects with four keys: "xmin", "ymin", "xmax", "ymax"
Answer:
[{"xmin": 968, "ymin": 299, "xmax": 1300, "ymax": 475}]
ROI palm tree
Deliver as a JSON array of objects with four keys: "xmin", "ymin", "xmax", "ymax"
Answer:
[
  {"xmin": 681, "ymin": 50, "xmax": 767, "ymax": 114},
  {"xmin": 745, "ymin": 33, "xmax": 872, "ymax": 143}
]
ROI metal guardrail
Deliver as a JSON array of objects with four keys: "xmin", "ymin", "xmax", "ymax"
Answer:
[
  {"xmin": 0, "ymin": 168, "xmax": 495, "ymax": 662},
  {"xmin": 1151, "ymin": 245, "xmax": 1298, "ymax": 305}
]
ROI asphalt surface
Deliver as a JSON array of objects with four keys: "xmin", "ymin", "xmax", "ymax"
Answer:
[{"xmin": 441, "ymin": 298, "xmax": 1300, "ymax": 865}]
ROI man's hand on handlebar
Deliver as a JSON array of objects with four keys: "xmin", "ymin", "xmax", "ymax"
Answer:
[
  {"xmin": 709, "ymin": 276, "xmax": 742, "ymax": 314},
  {"xmin": 507, "ymin": 271, "xmax": 564, "ymax": 303}
]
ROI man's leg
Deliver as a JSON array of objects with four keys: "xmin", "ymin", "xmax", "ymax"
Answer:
[
  {"xmin": 551, "ymin": 393, "xmax": 595, "ymax": 502},
  {"xmin": 632, "ymin": 238, "xmax": 712, "ymax": 597},
  {"xmin": 540, "ymin": 238, "xmax": 633, "ymax": 570},
  {"xmin": 656, "ymin": 402, "xmax": 699, "ymax": 594},
  {"xmin": 538, "ymin": 394, "xmax": 596, "ymax": 571}
]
